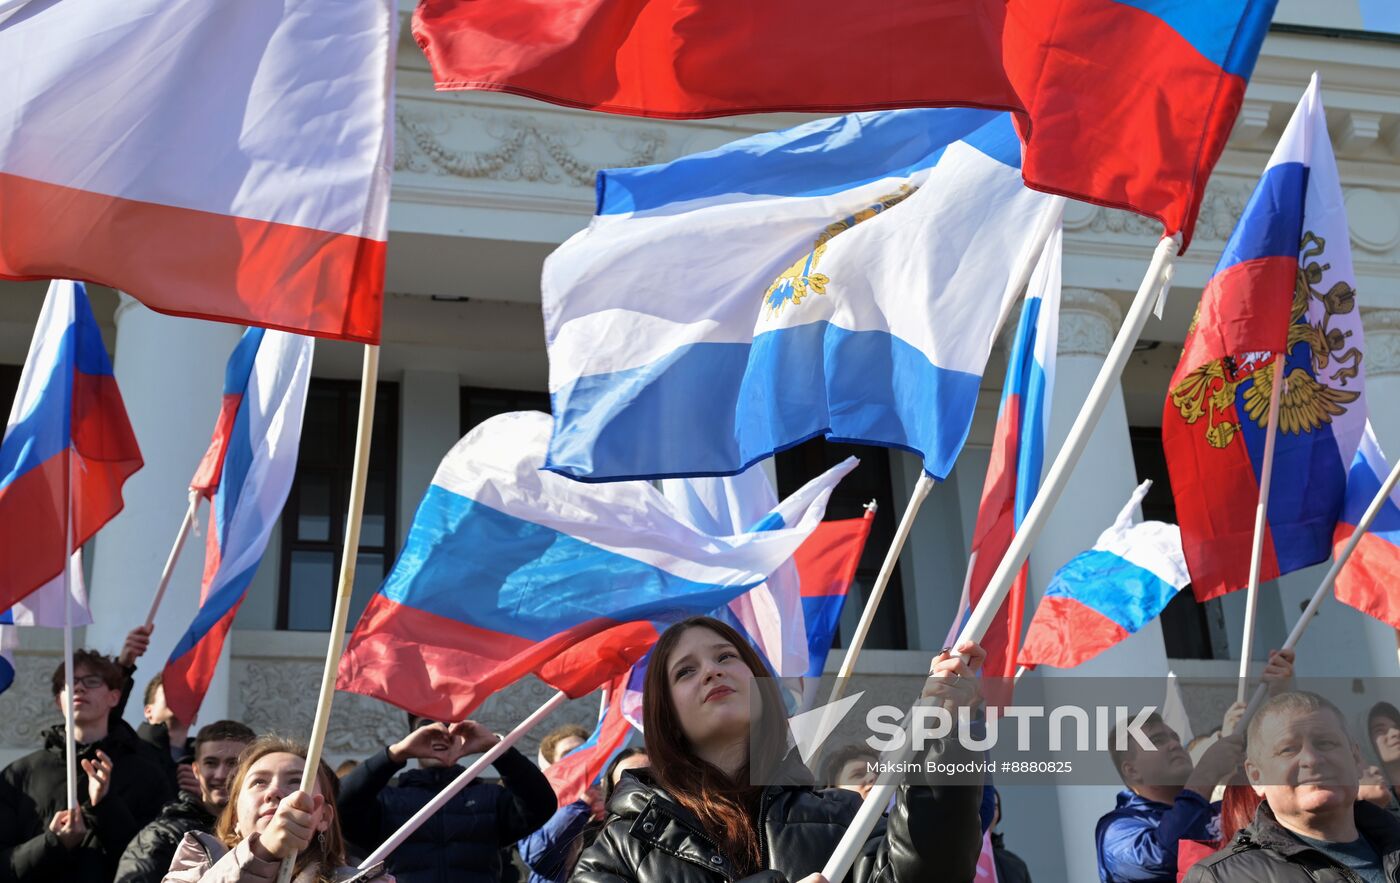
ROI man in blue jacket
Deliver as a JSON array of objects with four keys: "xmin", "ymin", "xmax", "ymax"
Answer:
[
  {"xmin": 1096, "ymin": 649, "xmax": 1295, "ymax": 882},
  {"xmin": 338, "ymin": 715, "xmax": 556, "ymax": 883}
]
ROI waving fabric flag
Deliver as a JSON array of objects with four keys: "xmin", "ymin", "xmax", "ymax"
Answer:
[
  {"xmin": 1018, "ymin": 482, "xmax": 1190, "ymax": 670},
  {"xmin": 415, "ymin": 0, "xmax": 1274, "ymax": 247},
  {"xmin": 546, "ymin": 109, "xmax": 1060, "ymax": 483},
  {"xmin": 0, "ymin": 280, "xmax": 141, "ymax": 613},
  {"xmin": 798, "ymin": 511, "xmax": 876, "ymax": 682},
  {"xmin": 1163, "ymin": 75, "xmax": 1366, "ymax": 601},
  {"xmin": 1332, "ymin": 423, "xmax": 1400, "ymax": 629},
  {"xmin": 0, "ymin": 627, "xmax": 13, "ymax": 695},
  {"xmin": 661, "ymin": 465, "xmax": 807, "ymax": 677},
  {"xmin": 0, "ymin": 1, "xmax": 394, "ymax": 343},
  {"xmin": 545, "ymin": 673, "xmax": 634, "ymax": 809},
  {"xmin": 163, "ymin": 329, "xmax": 314, "ymax": 721},
  {"xmin": 337, "ymin": 411, "xmax": 854, "ymax": 723},
  {"xmin": 0, "ymin": 550, "xmax": 90, "ymax": 696},
  {"xmin": 962, "ymin": 225, "xmax": 1063, "ymax": 679}
]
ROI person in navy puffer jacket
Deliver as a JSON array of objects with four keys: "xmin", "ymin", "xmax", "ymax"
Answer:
[{"xmin": 338, "ymin": 715, "xmax": 557, "ymax": 883}]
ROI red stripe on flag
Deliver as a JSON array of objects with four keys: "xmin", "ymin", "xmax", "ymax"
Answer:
[
  {"xmin": 0, "ymin": 172, "xmax": 385, "ymax": 343},
  {"xmin": 796, "ymin": 516, "xmax": 874, "ymax": 598},
  {"xmin": 1333, "ymin": 524, "xmax": 1400, "ymax": 630},
  {"xmin": 1005, "ymin": 0, "xmax": 1249, "ymax": 249},
  {"xmin": 1017, "ymin": 595, "xmax": 1130, "ymax": 670},
  {"xmin": 162, "ymin": 600, "xmax": 243, "ymax": 723},
  {"xmin": 337, "ymin": 595, "xmax": 660, "ymax": 722},
  {"xmin": 967, "ymin": 392, "xmax": 1025, "ymax": 679},
  {"xmin": 190, "ymin": 394, "xmax": 243, "ymax": 497},
  {"xmin": 413, "ymin": 0, "xmax": 1020, "ymax": 120},
  {"xmin": 1176, "ymin": 257, "xmax": 1297, "ymax": 378}
]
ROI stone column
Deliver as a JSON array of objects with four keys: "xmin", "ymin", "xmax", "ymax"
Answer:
[
  {"xmin": 1002, "ymin": 288, "xmax": 1167, "ymax": 883},
  {"xmin": 397, "ymin": 370, "xmax": 462, "ymax": 547},
  {"xmin": 87, "ymin": 296, "xmax": 241, "ymax": 725}
]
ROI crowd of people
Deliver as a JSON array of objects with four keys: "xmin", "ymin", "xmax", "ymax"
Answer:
[{"xmin": 3, "ymin": 618, "xmax": 1400, "ymax": 882}]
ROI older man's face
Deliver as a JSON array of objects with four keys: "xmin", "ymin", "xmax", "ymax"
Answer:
[{"xmin": 1247, "ymin": 709, "xmax": 1361, "ymax": 819}]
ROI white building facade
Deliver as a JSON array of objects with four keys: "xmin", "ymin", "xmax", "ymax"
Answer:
[{"xmin": 2, "ymin": 5, "xmax": 1400, "ymax": 879}]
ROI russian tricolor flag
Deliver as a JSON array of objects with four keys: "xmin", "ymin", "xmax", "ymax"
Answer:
[
  {"xmin": 545, "ymin": 672, "xmax": 634, "ymax": 809},
  {"xmin": 0, "ymin": 1, "xmax": 394, "ymax": 342},
  {"xmin": 162, "ymin": 328, "xmax": 314, "ymax": 721},
  {"xmin": 1018, "ymin": 482, "xmax": 1190, "ymax": 670},
  {"xmin": 797, "ymin": 511, "xmax": 876, "ymax": 682},
  {"xmin": 961, "ymin": 225, "xmax": 1062, "ymax": 679},
  {"xmin": 1163, "ymin": 75, "xmax": 1367, "ymax": 601},
  {"xmin": 0, "ymin": 280, "xmax": 141, "ymax": 613},
  {"xmin": 337, "ymin": 411, "xmax": 853, "ymax": 723},
  {"xmin": 1332, "ymin": 423, "xmax": 1400, "ymax": 630}
]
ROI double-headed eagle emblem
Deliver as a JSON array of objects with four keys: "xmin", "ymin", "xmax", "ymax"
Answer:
[
  {"xmin": 762, "ymin": 185, "xmax": 917, "ymax": 317},
  {"xmin": 1169, "ymin": 232, "xmax": 1363, "ymax": 449}
]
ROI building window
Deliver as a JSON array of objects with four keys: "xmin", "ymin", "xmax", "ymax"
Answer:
[
  {"xmin": 777, "ymin": 439, "xmax": 907, "ymax": 650},
  {"xmin": 1128, "ymin": 426, "xmax": 1229, "ymax": 659},
  {"xmin": 0, "ymin": 364, "xmax": 18, "ymax": 420},
  {"xmin": 278, "ymin": 379, "xmax": 399, "ymax": 631},
  {"xmin": 460, "ymin": 386, "xmax": 551, "ymax": 436}
]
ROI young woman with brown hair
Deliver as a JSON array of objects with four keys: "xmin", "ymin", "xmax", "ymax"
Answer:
[
  {"xmin": 163, "ymin": 735, "xmax": 394, "ymax": 883},
  {"xmin": 571, "ymin": 615, "xmax": 987, "ymax": 883}
]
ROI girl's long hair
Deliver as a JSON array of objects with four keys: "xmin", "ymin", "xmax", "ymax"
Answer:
[
  {"xmin": 642, "ymin": 616, "xmax": 788, "ymax": 876},
  {"xmin": 215, "ymin": 735, "xmax": 347, "ymax": 883}
]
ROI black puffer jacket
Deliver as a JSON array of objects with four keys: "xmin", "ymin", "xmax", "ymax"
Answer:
[
  {"xmin": 113, "ymin": 790, "xmax": 216, "ymax": 883},
  {"xmin": 1184, "ymin": 799, "xmax": 1400, "ymax": 881},
  {"xmin": 571, "ymin": 747, "xmax": 983, "ymax": 883},
  {"xmin": 0, "ymin": 721, "xmax": 173, "ymax": 882},
  {"xmin": 338, "ymin": 745, "xmax": 557, "ymax": 883}
]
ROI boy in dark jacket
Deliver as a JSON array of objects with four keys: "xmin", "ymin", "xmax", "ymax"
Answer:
[
  {"xmin": 0, "ymin": 649, "xmax": 173, "ymax": 882},
  {"xmin": 338, "ymin": 715, "xmax": 557, "ymax": 883},
  {"xmin": 1186, "ymin": 690, "xmax": 1400, "ymax": 882},
  {"xmin": 114, "ymin": 719, "xmax": 256, "ymax": 883}
]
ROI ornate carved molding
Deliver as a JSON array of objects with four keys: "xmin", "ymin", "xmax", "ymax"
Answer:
[
  {"xmin": 1364, "ymin": 309, "xmax": 1400, "ymax": 379},
  {"xmin": 232, "ymin": 659, "xmax": 599, "ymax": 765},
  {"xmin": 0, "ymin": 653, "xmax": 62, "ymax": 749},
  {"xmin": 1059, "ymin": 288, "xmax": 1122, "ymax": 358},
  {"xmin": 395, "ymin": 107, "xmax": 668, "ymax": 187}
]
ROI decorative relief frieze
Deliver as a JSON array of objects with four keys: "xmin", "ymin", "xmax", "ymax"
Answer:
[
  {"xmin": 395, "ymin": 107, "xmax": 668, "ymax": 187},
  {"xmin": 0, "ymin": 654, "xmax": 61, "ymax": 749},
  {"xmin": 1058, "ymin": 288, "xmax": 1122, "ymax": 359}
]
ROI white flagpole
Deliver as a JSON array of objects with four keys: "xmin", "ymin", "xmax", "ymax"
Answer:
[
  {"xmin": 820, "ymin": 232, "xmax": 1181, "ymax": 883},
  {"xmin": 278, "ymin": 343, "xmax": 379, "ymax": 883},
  {"xmin": 62, "ymin": 441, "xmax": 78, "ymax": 813},
  {"xmin": 1241, "ymin": 452, "xmax": 1400, "ymax": 726},
  {"xmin": 358, "ymin": 691, "xmax": 569, "ymax": 870},
  {"xmin": 144, "ymin": 491, "xmax": 200, "ymax": 628},
  {"xmin": 825, "ymin": 198, "xmax": 1066, "ymax": 702},
  {"xmin": 829, "ymin": 473, "xmax": 934, "ymax": 694},
  {"xmin": 1237, "ymin": 357, "xmax": 1285, "ymax": 703}
]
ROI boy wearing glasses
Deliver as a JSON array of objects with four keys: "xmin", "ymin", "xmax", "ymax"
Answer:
[{"xmin": 0, "ymin": 649, "xmax": 173, "ymax": 882}]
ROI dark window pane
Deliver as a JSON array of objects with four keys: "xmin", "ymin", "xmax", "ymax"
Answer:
[
  {"xmin": 0, "ymin": 364, "xmax": 19, "ymax": 420},
  {"xmin": 776, "ymin": 439, "xmax": 905, "ymax": 650},
  {"xmin": 296, "ymin": 472, "xmax": 332, "ymax": 542},
  {"xmin": 461, "ymin": 386, "xmax": 551, "ymax": 437},
  {"xmin": 349, "ymin": 552, "xmax": 385, "ymax": 627},
  {"xmin": 279, "ymin": 380, "xmax": 398, "ymax": 630},
  {"xmin": 286, "ymin": 550, "xmax": 336, "ymax": 631},
  {"xmin": 1128, "ymin": 426, "xmax": 1228, "ymax": 659}
]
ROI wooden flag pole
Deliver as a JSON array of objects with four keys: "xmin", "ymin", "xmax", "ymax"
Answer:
[
  {"xmin": 144, "ymin": 491, "xmax": 200, "ymax": 628},
  {"xmin": 820, "ymin": 232, "xmax": 1181, "ymax": 883},
  {"xmin": 277, "ymin": 343, "xmax": 380, "ymax": 883},
  {"xmin": 1237, "ymin": 356, "xmax": 1285, "ymax": 703},
  {"xmin": 358, "ymin": 691, "xmax": 569, "ymax": 870},
  {"xmin": 1240, "ymin": 451, "xmax": 1400, "ymax": 727}
]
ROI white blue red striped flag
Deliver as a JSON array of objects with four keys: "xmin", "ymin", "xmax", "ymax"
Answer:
[
  {"xmin": 544, "ymin": 108, "xmax": 1060, "ymax": 482},
  {"xmin": 0, "ymin": 280, "xmax": 141, "ymax": 613},
  {"xmin": 162, "ymin": 328, "xmax": 313, "ymax": 720}
]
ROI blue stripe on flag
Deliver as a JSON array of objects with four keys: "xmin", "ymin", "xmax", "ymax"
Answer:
[
  {"xmin": 548, "ymin": 322, "xmax": 982, "ymax": 482},
  {"xmin": 1113, "ymin": 0, "xmax": 1275, "ymax": 78},
  {"xmin": 596, "ymin": 109, "xmax": 1010, "ymax": 216},
  {"xmin": 1045, "ymin": 549, "xmax": 1180, "ymax": 633},
  {"xmin": 378, "ymin": 486, "xmax": 766, "ymax": 641},
  {"xmin": 0, "ymin": 654, "xmax": 12, "ymax": 695},
  {"xmin": 1213, "ymin": 162, "xmax": 1308, "ymax": 275},
  {"xmin": 166, "ymin": 561, "xmax": 260, "ymax": 661},
  {"xmin": 801, "ymin": 594, "xmax": 847, "ymax": 679},
  {"xmin": 221, "ymin": 328, "xmax": 265, "ymax": 396}
]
